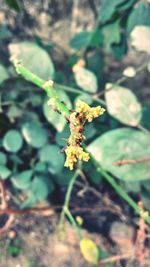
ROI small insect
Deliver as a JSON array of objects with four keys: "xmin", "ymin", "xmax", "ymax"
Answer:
[{"xmin": 54, "ymin": 108, "xmax": 61, "ymax": 114}]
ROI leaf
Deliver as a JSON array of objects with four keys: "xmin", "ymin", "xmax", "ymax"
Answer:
[
  {"xmin": 43, "ymin": 90, "xmax": 72, "ymax": 132},
  {"xmin": 70, "ymin": 30, "xmax": 103, "ymax": 50},
  {"xmin": 34, "ymin": 162, "xmax": 47, "ymax": 173},
  {"xmin": 0, "ymin": 165, "xmax": 11, "ymax": 179},
  {"xmin": 80, "ymin": 238, "xmax": 99, "ymax": 264},
  {"xmin": 98, "ymin": 0, "xmax": 127, "ymax": 24},
  {"xmin": 0, "ymin": 24, "xmax": 12, "ymax": 40},
  {"xmin": 127, "ymin": 2, "xmax": 150, "ymax": 33},
  {"xmin": 105, "ymin": 84, "xmax": 142, "ymax": 126},
  {"xmin": 74, "ymin": 67, "xmax": 98, "ymax": 93},
  {"xmin": 70, "ymin": 31, "xmax": 93, "ymax": 49},
  {"xmin": 21, "ymin": 174, "xmax": 54, "ymax": 208},
  {"xmin": 5, "ymin": 0, "xmax": 21, "ymax": 12},
  {"xmin": 3, "ymin": 130, "xmax": 23, "ymax": 152},
  {"xmin": 88, "ymin": 128, "xmax": 150, "ymax": 181},
  {"xmin": 30, "ymin": 175, "xmax": 54, "ymax": 201},
  {"xmin": 39, "ymin": 144, "xmax": 64, "ymax": 174},
  {"xmin": 9, "ymin": 41, "xmax": 55, "ymax": 80},
  {"xmin": 22, "ymin": 122, "xmax": 48, "ymax": 148},
  {"xmin": 55, "ymin": 125, "xmax": 70, "ymax": 147},
  {"xmin": 11, "ymin": 170, "xmax": 33, "ymax": 190},
  {"xmin": 130, "ymin": 26, "xmax": 150, "ymax": 54},
  {"xmin": 0, "ymin": 152, "xmax": 7, "ymax": 165},
  {"xmin": 102, "ymin": 20, "xmax": 121, "ymax": 52},
  {"xmin": 141, "ymin": 104, "xmax": 150, "ymax": 130},
  {"xmin": 0, "ymin": 64, "xmax": 9, "ymax": 84}
]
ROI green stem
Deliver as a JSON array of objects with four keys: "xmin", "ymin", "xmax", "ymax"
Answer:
[
  {"xmin": 91, "ymin": 155, "xmax": 150, "ymax": 225},
  {"xmin": 65, "ymin": 207, "xmax": 82, "ymax": 239},
  {"xmin": 11, "ymin": 57, "xmax": 70, "ymax": 117},
  {"xmin": 59, "ymin": 170, "xmax": 80, "ymax": 231}
]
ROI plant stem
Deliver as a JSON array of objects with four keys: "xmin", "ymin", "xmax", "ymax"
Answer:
[
  {"xmin": 90, "ymin": 155, "xmax": 150, "ymax": 225},
  {"xmin": 59, "ymin": 170, "xmax": 80, "ymax": 233},
  {"xmin": 11, "ymin": 57, "xmax": 71, "ymax": 117}
]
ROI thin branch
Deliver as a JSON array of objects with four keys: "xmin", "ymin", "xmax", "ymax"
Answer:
[
  {"xmin": 0, "ymin": 179, "xmax": 8, "ymax": 210},
  {"xmin": 97, "ymin": 60, "xmax": 149, "ymax": 97},
  {"xmin": 97, "ymin": 253, "xmax": 132, "ymax": 266},
  {"xmin": 0, "ymin": 214, "xmax": 15, "ymax": 237},
  {"xmin": 114, "ymin": 156, "xmax": 150, "ymax": 166}
]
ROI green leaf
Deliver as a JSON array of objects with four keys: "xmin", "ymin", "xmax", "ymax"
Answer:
[
  {"xmin": 55, "ymin": 125, "xmax": 70, "ymax": 147},
  {"xmin": 43, "ymin": 90, "xmax": 72, "ymax": 132},
  {"xmin": 105, "ymin": 84, "xmax": 142, "ymax": 126},
  {"xmin": 88, "ymin": 128, "xmax": 150, "ymax": 181},
  {"xmin": 11, "ymin": 170, "xmax": 33, "ymax": 189},
  {"xmin": 9, "ymin": 41, "xmax": 55, "ymax": 80},
  {"xmin": 21, "ymin": 175, "xmax": 54, "ymax": 208},
  {"xmin": 0, "ymin": 24, "xmax": 12, "ymax": 40},
  {"xmin": 130, "ymin": 26, "xmax": 150, "ymax": 54},
  {"xmin": 75, "ymin": 93, "xmax": 93, "ymax": 105},
  {"xmin": 74, "ymin": 67, "xmax": 98, "ymax": 93},
  {"xmin": 22, "ymin": 122, "xmax": 48, "ymax": 148},
  {"xmin": 98, "ymin": 0, "xmax": 127, "ymax": 24},
  {"xmin": 0, "ymin": 152, "xmax": 7, "ymax": 165},
  {"xmin": 80, "ymin": 238, "xmax": 100, "ymax": 264},
  {"xmin": 39, "ymin": 144, "xmax": 64, "ymax": 174},
  {"xmin": 141, "ymin": 104, "xmax": 150, "ymax": 130},
  {"xmin": 0, "ymin": 164, "xmax": 11, "ymax": 179},
  {"xmin": 34, "ymin": 162, "xmax": 47, "ymax": 173},
  {"xmin": 127, "ymin": 2, "xmax": 150, "ymax": 34},
  {"xmin": 30, "ymin": 175, "xmax": 54, "ymax": 201},
  {"xmin": 102, "ymin": 20, "xmax": 121, "ymax": 52},
  {"xmin": 70, "ymin": 31, "xmax": 93, "ymax": 49},
  {"xmin": 3, "ymin": 130, "xmax": 23, "ymax": 152},
  {"xmin": 5, "ymin": 0, "xmax": 21, "ymax": 12},
  {"xmin": 0, "ymin": 64, "xmax": 9, "ymax": 84}
]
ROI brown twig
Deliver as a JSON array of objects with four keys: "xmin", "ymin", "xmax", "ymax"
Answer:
[
  {"xmin": 0, "ymin": 179, "xmax": 8, "ymax": 209},
  {"xmin": 97, "ymin": 253, "xmax": 132, "ymax": 266},
  {"xmin": 0, "ymin": 214, "xmax": 15, "ymax": 237},
  {"xmin": 114, "ymin": 156, "xmax": 150, "ymax": 166}
]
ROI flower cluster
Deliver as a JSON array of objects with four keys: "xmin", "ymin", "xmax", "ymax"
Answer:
[
  {"xmin": 64, "ymin": 100, "xmax": 105, "ymax": 170},
  {"xmin": 64, "ymin": 145, "xmax": 90, "ymax": 170}
]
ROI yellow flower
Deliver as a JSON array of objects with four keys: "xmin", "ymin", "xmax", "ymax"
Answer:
[{"xmin": 64, "ymin": 100, "xmax": 105, "ymax": 170}]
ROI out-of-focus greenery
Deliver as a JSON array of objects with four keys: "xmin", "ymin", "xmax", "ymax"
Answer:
[{"xmin": 0, "ymin": 0, "xmax": 150, "ymax": 210}]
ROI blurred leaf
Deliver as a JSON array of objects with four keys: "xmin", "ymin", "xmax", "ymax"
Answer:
[
  {"xmin": 0, "ymin": 164, "xmax": 11, "ymax": 179},
  {"xmin": 88, "ymin": 128, "xmax": 150, "ymax": 181},
  {"xmin": 102, "ymin": 20, "xmax": 121, "ymax": 52},
  {"xmin": 105, "ymin": 84, "xmax": 142, "ymax": 126},
  {"xmin": 56, "ymin": 169, "xmax": 73, "ymax": 185},
  {"xmin": 130, "ymin": 26, "xmax": 150, "ymax": 54},
  {"xmin": 22, "ymin": 122, "xmax": 48, "ymax": 148},
  {"xmin": 141, "ymin": 186, "xmax": 150, "ymax": 211},
  {"xmin": 11, "ymin": 170, "xmax": 33, "ymax": 189},
  {"xmin": 80, "ymin": 238, "xmax": 100, "ymax": 264},
  {"xmin": 34, "ymin": 162, "xmax": 47, "ymax": 173},
  {"xmin": 141, "ymin": 104, "xmax": 150, "ymax": 130},
  {"xmin": 111, "ymin": 35, "xmax": 127, "ymax": 59},
  {"xmin": 9, "ymin": 41, "xmax": 55, "ymax": 80},
  {"xmin": 21, "ymin": 175, "xmax": 54, "ymax": 208},
  {"xmin": 0, "ymin": 64, "xmax": 9, "ymax": 84},
  {"xmin": 148, "ymin": 61, "xmax": 150, "ymax": 72},
  {"xmin": 75, "ymin": 93, "xmax": 93, "ymax": 105},
  {"xmin": 74, "ymin": 67, "xmax": 98, "ymax": 93},
  {"xmin": 30, "ymin": 175, "xmax": 54, "ymax": 201},
  {"xmin": 70, "ymin": 31, "xmax": 93, "ymax": 49},
  {"xmin": 43, "ymin": 90, "xmax": 72, "ymax": 132},
  {"xmin": 39, "ymin": 144, "xmax": 64, "ymax": 174},
  {"xmin": 5, "ymin": 0, "xmax": 21, "ymax": 12},
  {"xmin": 84, "ymin": 124, "xmax": 96, "ymax": 140},
  {"xmin": 55, "ymin": 124, "xmax": 70, "ymax": 147},
  {"xmin": 98, "ymin": 0, "xmax": 127, "ymax": 24},
  {"xmin": 127, "ymin": 2, "xmax": 150, "ymax": 33},
  {"xmin": 0, "ymin": 152, "xmax": 7, "ymax": 165},
  {"xmin": 0, "ymin": 24, "xmax": 12, "ymax": 40},
  {"xmin": 3, "ymin": 129, "xmax": 23, "ymax": 152}
]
